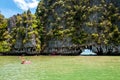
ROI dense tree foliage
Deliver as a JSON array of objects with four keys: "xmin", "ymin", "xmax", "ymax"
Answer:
[{"xmin": 0, "ymin": 13, "xmax": 11, "ymax": 52}]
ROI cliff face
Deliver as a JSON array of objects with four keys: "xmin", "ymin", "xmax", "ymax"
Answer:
[
  {"xmin": 8, "ymin": 15, "xmax": 16, "ymax": 32},
  {"xmin": 7, "ymin": 12, "xmax": 37, "ymax": 52},
  {"xmin": 8, "ymin": 15, "xmax": 23, "ymax": 50},
  {"xmin": 37, "ymin": 0, "xmax": 75, "ymax": 53},
  {"xmin": 36, "ymin": 0, "xmax": 120, "ymax": 54},
  {"xmin": 46, "ymin": 0, "xmax": 72, "ymax": 48}
]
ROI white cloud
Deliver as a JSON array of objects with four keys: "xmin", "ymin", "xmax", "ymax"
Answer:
[{"xmin": 13, "ymin": 0, "xmax": 39, "ymax": 11}]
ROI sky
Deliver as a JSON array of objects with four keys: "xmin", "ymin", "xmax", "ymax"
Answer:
[{"xmin": 0, "ymin": 0, "xmax": 40, "ymax": 18}]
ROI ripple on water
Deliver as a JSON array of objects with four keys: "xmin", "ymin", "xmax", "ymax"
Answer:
[{"xmin": 0, "ymin": 63, "xmax": 48, "ymax": 80}]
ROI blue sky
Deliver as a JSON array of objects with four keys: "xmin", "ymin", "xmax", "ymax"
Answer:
[{"xmin": 0, "ymin": 0, "xmax": 40, "ymax": 18}]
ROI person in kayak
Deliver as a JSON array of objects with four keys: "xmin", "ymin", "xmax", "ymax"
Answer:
[{"xmin": 19, "ymin": 56, "xmax": 31, "ymax": 64}]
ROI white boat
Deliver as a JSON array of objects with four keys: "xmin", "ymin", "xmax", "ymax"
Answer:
[{"xmin": 80, "ymin": 49, "xmax": 97, "ymax": 56}]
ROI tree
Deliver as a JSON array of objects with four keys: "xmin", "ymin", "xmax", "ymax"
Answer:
[{"xmin": 0, "ymin": 13, "xmax": 11, "ymax": 52}]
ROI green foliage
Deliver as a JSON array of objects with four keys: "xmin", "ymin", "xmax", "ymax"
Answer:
[
  {"xmin": 0, "ymin": 41, "xmax": 11, "ymax": 52},
  {"xmin": 36, "ymin": 0, "xmax": 120, "ymax": 49},
  {"xmin": 0, "ymin": 13, "xmax": 8, "ymax": 41},
  {"xmin": 0, "ymin": 13, "xmax": 11, "ymax": 52}
]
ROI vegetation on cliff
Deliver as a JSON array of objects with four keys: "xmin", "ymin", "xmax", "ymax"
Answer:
[
  {"xmin": 36, "ymin": 0, "xmax": 120, "ymax": 55},
  {"xmin": 0, "ymin": 0, "xmax": 120, "ymax": 55},
  {"xmin": 0, "ymin": 13, "xmax": 10, "ymax": 52}
]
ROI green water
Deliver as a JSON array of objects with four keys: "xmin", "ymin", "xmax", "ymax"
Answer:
[{"xmin": 0, "ymin": 56, "xmax": 120, "ymax": 80}]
